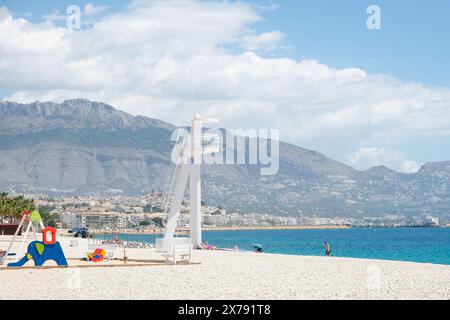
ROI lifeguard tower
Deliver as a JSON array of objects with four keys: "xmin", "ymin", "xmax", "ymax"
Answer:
[{"xmin": 160, "ymin": 115, "xmax": 219, "ymax": 251}]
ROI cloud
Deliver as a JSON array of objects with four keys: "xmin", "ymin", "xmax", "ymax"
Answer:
[
  {"xmin": 83, "ymin": 4, "xmax": 109, "ymax": 16},
  {"xmin": 401, "ymin": 161, "xmax": 421, "ymax": 173},
  {"xmin": 41, "ymin": 4, "xmax": 108, "ymax": 26},
  {"xmin": 0, "ymin": 0, "xmax": 449, "ymax": 170},
  {"xmin": 0, "ymin": 6, "xmax": 9, "ymax": 21},
  {"xmin": 347, "ymin": 147, "xmax": 421, "ymax": 173},
  {"xmin": 242, "ymin": 31, "xmax": 284, "ymax": 51},
  {"xmin": 42, "ymin": 10, "xmax": 67, "ymax": 22},
  {"xmin": 251, "ymin": 2, "xmax": 280, "ymax": 11}
]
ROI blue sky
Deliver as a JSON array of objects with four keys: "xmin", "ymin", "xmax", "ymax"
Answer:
[
  {"xmin": 255, "ymin": 0, "xmax": 450, "ymax": 88},
  {"xmin": 1, "ymin": 0, "xmax": 127, "ymax": 19},
  {"xmin": 0, "ymin": 0, "xmax": 449, "ymax": 171}
]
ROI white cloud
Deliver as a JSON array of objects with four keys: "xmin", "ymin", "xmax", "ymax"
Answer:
[
  {"xmin": 401, "ymin": 161, "xmax": 421, "ymax": 173},
  {"xmin": 42, "ymin": 10, "xmax": 67, "ymax": 22},
  {"xmin": 41, "ymin": 4, "xmax": 108, "ymax": 27},
  {"xmin": 347, "ymin": 147, "xmax": 421, "ymax": 173},
  {"xmin": 83, "ymin": 4, "xmax": 109, "ymax": 16},
  {"xmin": 0, "ymin": 0, "xmax": 449, "ymax": 170},
  {"xmin": 242, "ymin": 31, "xmax": 284, "ymax": 51},
  {"xmin": 251, "ymin": 2, "xmax": 280, "ymax": 11},
  {"xmin": 0, "ymin": 7, "xmax": 9, "ymax": 21}
]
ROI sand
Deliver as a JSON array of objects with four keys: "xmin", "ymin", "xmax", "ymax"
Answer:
[{"xmin": 0, "ymin": 236, "xmax": 449, "ymax": 300}]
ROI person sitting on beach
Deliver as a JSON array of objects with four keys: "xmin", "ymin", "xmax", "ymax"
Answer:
[
  {"xmin": 252, "ymin": 243, "xmax": 264, "ymax": 253},
  {"xmin": 324, "ymin": 242, "xmax": 331, "ymax": 256},
  {"xmin": 200, "ymin": 242, "xmax": 218, "ymax": 250}
]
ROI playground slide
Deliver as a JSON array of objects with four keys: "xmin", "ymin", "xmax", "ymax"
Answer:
[
  {"xmin": 3, "ymin": 214, "xmax": 68, "ymax": 268},
  {"xmin": 7, "ymin": 241, "xmax": 68, "ymax": 268},
  {"xmin": 7, "ymin": 254, "xmax": 29, "ymax": 267}
]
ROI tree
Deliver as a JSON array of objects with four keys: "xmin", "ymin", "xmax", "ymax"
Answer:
[
  {"xmin": 139, "ymin": 220, "xmax": 151, "ymax": 227},
  {"xmin": 152, "ymin": 207, "xmax": 164, "ymax": 213},
  {"xmin": 39, "ymin": 206, "xmax": 57, "ymax": 228},
  {"xmin": 151, "ymin": 217, "xmax": 164, "ymax": 228},
  {"xmin": 0, "ymin": 193, "xmax": 35, "ymax": 223},
  {"xmin": 143, "ymin": 204, "xmax": 153, "ymax": 213}
]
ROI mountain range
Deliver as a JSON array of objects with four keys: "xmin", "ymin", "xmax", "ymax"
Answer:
[{"xmin": 0, "ymin": 99, "xmax": 449, "ymax": 218}]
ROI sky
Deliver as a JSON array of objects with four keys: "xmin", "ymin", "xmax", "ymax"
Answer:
[{"xmin": 0, "ymin": 0, "xmax": 449, "ymax": 172}]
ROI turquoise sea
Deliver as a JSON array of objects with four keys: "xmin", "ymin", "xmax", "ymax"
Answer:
[{"xmin": 95, "ymin": 227, "xmax": 450, "ymax": 265}]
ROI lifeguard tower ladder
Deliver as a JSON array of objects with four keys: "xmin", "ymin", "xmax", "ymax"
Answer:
[{"xmin": 160, "ymin": 115, "xmax": 219, "ymax": 250}]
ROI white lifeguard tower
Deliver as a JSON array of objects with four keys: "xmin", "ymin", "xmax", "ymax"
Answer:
[{"xmin": 160, "ymin": 115, "xmax": 219, "ymax": 250}]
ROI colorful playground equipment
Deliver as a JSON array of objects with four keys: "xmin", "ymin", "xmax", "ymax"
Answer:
[
  {"xmin": 1, "ymin": 210, "xmax": 42, "ymax": 265},
  {"xmin": 0, "ymin": 210, "xmax": 68, "ymax": 268},
  {"xmin": 87, "ymin": 248, "xmax": 107, "ymax": 262},
  {"xmin": 7, "ymin": 227, "xmax": 68, "ymax": 267}
]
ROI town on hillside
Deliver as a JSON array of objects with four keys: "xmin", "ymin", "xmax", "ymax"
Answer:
[{"xmin": 0, "ymin": 192, "xmax": 445, "ymax": 234}]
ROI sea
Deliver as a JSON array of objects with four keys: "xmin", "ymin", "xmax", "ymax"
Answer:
[{"xmin": 95, "ymin": 227, "xmax": 450, "ymax": 265}]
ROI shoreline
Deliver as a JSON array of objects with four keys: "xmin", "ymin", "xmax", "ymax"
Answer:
[
  {"xmin": 204, "ymin": 225, "xmax": 351, "ymax": 231},
  {"xmin": 92, "ymin": 224, "xmax": 448, "ymax": 236},
  {"xmin": 93, "ymin": 225, "xmax": 351, "ymax": 235}
]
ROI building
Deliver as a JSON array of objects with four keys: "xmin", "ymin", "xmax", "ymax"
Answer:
[
  {"xmin": 423, "ymin": 216, "xmax": 439, "ymax": 226},
  {"xmin": 311, "ymin": 217, "xmax": 332, "ymax": 226},
  {"xmin": 59, "ymin": 212, "xmax": 128, "ymax": 230},
  {"xmin": 59, "ymin": 212, "xmax": 83, "ymax": 229}
]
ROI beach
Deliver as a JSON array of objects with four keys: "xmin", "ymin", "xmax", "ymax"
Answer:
[
  {"xmin": 0, "ymin": 236, "xmax": 449, "ymax": 300},
  {"xmin": 93, "ymin": 225, "xmax": 351, "ymax": 236}
]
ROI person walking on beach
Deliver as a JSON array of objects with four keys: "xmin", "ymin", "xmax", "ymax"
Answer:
[{"xmin": 324, "ymin": 242, "xmax": 331, "ymax": 256}]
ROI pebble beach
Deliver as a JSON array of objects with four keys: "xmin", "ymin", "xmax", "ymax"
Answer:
[{"xmin": 0, "ymin": 236, "xmax": 449, "ymax": 300}]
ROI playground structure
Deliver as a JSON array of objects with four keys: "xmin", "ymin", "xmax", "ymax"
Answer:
[
  {"xmin": 8, "ymin": 227, "xmax": 68, "ymax": 267},
  {"xmin": 0, "ymin": 210, "xmax": 68, "ymax": 267},
  {"xmin": 160, "ymin": 115, "xmax": 220, "ymax": 251},
  {"xmin": 0, "ymin": 210, "xmax": 45, "ymax": 265}
]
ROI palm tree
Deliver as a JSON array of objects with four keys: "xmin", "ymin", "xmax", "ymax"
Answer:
[
  {"xmin": 0, "ymin": 193, "xmax": 10, "ymax": 223},
  {"xmin": 39, "ymin": 206, "xmax": 57, "ymax": 228},
  {"xmin": 0, "ymin": 193, "xmax": 35, "ymax": 223}
]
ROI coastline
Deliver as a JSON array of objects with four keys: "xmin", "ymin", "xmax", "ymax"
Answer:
[
  {"xmin": 203, "ymin": 225, "xmax": 351, "ymax": 231},
  {"xmin": 94, "ymin": 225, "xmax": 351, "ymax": 235},
  {"xmin": 92, "ymin": 224, "xmax": 449, "ymax": 236}
]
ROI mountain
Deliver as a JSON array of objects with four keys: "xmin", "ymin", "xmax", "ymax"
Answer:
[{"xmin": 0, "ymin": 99, "xmax": 449, "ymax": 218}]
